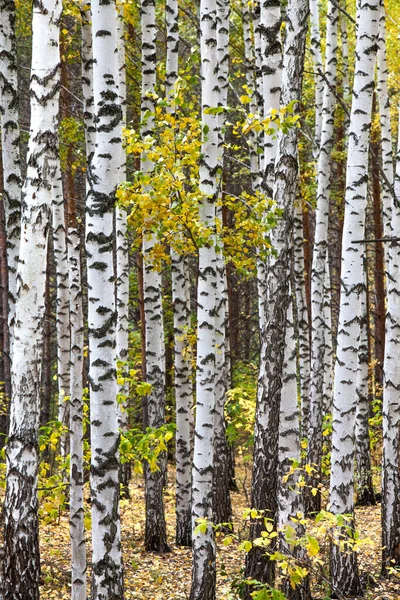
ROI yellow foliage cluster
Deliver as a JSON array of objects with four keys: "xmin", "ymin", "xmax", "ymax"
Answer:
[{"xmin": 118, "ymin": 82, "xmax": 278, "ymax": 273}]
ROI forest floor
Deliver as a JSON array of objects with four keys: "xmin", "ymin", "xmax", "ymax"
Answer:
[{"xmin": 38, "ymin": 462, "xmax": 400, "ymax": 600}]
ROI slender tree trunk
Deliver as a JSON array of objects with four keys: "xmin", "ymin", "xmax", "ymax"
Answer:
[
  {"xmin": 245, "ymin": 0, "xmax": 308, "ymax": 591},
  {"xmin": 116, "ymin": 5, "xmax": 131, "ymax": 500},
  {"xmin": 68, "ymin": 223, "xmax": 87, "ymax": 600},
  {"xmin": 241, "ymin": 0, "xmax": 262, "ymax": 196},
  {"xmin": 140, "ymin": 0, "xmax": 169, "ymax": 553},
  {"xmin": 355, "ymin": 260, "xmax": 375, "ymax": 507},
  {"xmin": 3, "ymin": 0, "xmax": 62, "ymax": 596},
  {"xmin": 309, "ymin": 0, "xmax": 324, "ymax": 153},
  {"xmin": 212, "ymin": 0, "xmax": 232, "ymax": 527},
  {"xmin": 293, "ymin": 201, "xmax": 311, "ymax": 441},
  {"xmin": 379, "ymin": 2, "xmax": 400, "ymax": 573},
  {"xmin": 189, "ymin": 0, "xmax": 219, "ymax": 596},
  {"xmin": 172, "ymin": 252, "xmax": 194, "ymax": 546},
  {"xmin": 329, "ymin": 0, "xmax": 379, "ymax": 595},
  {"xmin": 65, "ymin": 7, "xmax": 95, "ymax": 596},
  {"xmin": 87, "ymin": 0, "xmax": 124, "ymax": 595},
  {"xmin": 0, "ymin": 0, "xmax": 22, "ymax": 352},
  {"xmin": 307, "ymin": 0, "xmax": 339, "ymax": 515},
  {"xmin": 375, "ymin": 0, "xmax": 391, "ymax": 397},
  {"xmin": 0, "ymin": 191, "xmax": 11, "ymax": 437},
  {"xmin": 52, "ymin": 159, "xmax": 70, "ymax": 452},
  {"xmin": 42, "ymin": 250, "xmax": 53, "ymax": 427},
  {"xmin": 245, "ymin": 1, "xmax": 283, "ymax": 577},
  {"xmin": 164, "ymin": 0, "xmax": 194, "ymax": 546},
  {"xmin": 278, "ymin": 285, "xmax": 310, "ymax": 600}
]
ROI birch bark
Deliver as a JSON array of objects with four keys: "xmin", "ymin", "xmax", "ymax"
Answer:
[
  {"xmin": 52, "ymin": 162, "xmax": 70, "ymax": 450},
  {"xmin": 0, "ymin": 0, "xmax": 22, "ymax": 350},
  {"xmin": 68, "ymin": 225, "xmax": 86, "ymax": 600},
  {"xmin": 278, "ymin": 285, "xmax": 310, "ymax": 600},
  {"xmin": 116, "ymin": 5, "xmax": 131, "ymax": 499},
  {"xmin": 307, "ymin": 0, "xmax": 339, "ymax": 514},
  {"xmin": 329, "ymin": 0, "xmax": 379, "ymax": 594},
  {"xmin": 165, "ymin": 0, "xmax": 195, "ymax": 547},
  {"xmin": 355, "ymin": 261, "xmax": 375, "ymax": 506},
  {"xmin": 242, "ymin": 0, "xmax": 262, "ymax": 194},
  {"xmin": 213, "ymin": 0, "xmax": 232, "ymax": 527},
  {"xmin": 190, "ymin": 0, "xmax": 218, "ymax": 595},
  {"xmin": 3, "ymin": 0, "xmax": 62, "ymax": 596},
  {"xmin": 141, "ymin": 0, "xmax": 169, "ymax": 552},
  {"xmin": 293, "ymin": 201, "xmax": 311, "ymax": 441},
  {"xmin": 245, "ymin": 0, "xmax": 308, "ymax": 590},
  {"xmin": 87, "ymin": 0, "xmax": 124, "ymax": 595},
  {"xmin": 382, "ymin": 107, "xmax": 400, "ymax": 571},
  {"xmin": 309, "ymin": 0, "xmax": 323, "ymax": 153},
  {"xmin": 66, "ymin": 7, "xmax": 94, "ymax": 596}
]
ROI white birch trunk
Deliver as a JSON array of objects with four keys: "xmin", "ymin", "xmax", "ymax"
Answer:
[
  {"xmin": 377, "ymin": 4, "xmax": 394, "ymax": 243},
  {"xmin": 190, "ymin": 0, "xmax": 218, "ymax": 596},
  {"xmin": 340, "ymin": 4, "xmax": 351, "ymax": 135},
  {"xmin": 52, "ymin": 163, "xmax": 71, "ymax": 450},
  {"xmin": 382, "ymin": 97, "xmax": 400, "ymax": 570},
  {"xmin": 87, "ymin": 0, "xmax": 124, "ymax": 594},
  {"xmin": 3, "ymin": 0, "xmax": 62, "ymax": 596},
  {"xmin": 80, "ymin": 1, "xmax": 95, "ymax": 161},
  {"xmin": 212, "ymin": 0, "xmax": 232, "ymax": 527},
  {"xmin": 329, "ymin": 0, "xmax": 379, "ymax": 594},
  {"xmin": 309, "ymin": 0, "xmax": 324, "ymax": 153},
  {"xmin": 242, "ymin": 0, "xmax": 266, "ymax": 331},
  {"xmin": 141, "ymin": 0, "xmax": 169, "ymax": 553},
  {"xmin": 165, "ymin": 0, "xmax": 195, "ymax": 547},
  {"xmin": 355, "ymin": 260, "xmax": 375, "ymax": 506},
  {"xmin": 116, "ymin": 5, "xmax": 131, "ymax": 498},
  {"xmin": 0, "ymin": 0, "xmax": 22, "ymax": 349},
  {"xmin": 255, "ymin": 0, "xmax": 282, "ymax": 341},
  {"xmin": 66, "ymin": 5, "xmax": 93, "ymax": 597},
  {"xmin": 293, "ymin": 201, "xmax": 311, "ymax": 440},
  {"xmin": 241, "ymin": 0, "xmax": 262, "ymax": 194},
  {"xmin": 246, "ymin": 0, "xmax": 308, "ymax": 590},
  {"xmin": 68, "ymin": 227, "xmax": 86, "ymax": 600},
  {"xmin": 278, "ymin": 285, "xmax": 310, "ymax": 600},
  {"xmin": 172, "ymin": 252, "xmax": 194, "ymax": 546},
  {"xmin": 322, "ymin": 257, "xmax": 333, "ymax": 415},
  {"xmin": 307, "ymin": 0, "xmax": 339, "ymax": 514}
]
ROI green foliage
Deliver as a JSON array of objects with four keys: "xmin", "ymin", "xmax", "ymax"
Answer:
[
  {"xmin": 118, "ymin": 79, "xmax": 279, "ymax": 274},
  {"xmin": 120, "ymin": 423, "xmax": 176, "ymax": 474}
]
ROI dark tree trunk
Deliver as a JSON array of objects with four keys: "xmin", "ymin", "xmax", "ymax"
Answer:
[
  {"xmin": 41, "ymin": 253, "xmax": 52, "ymax": 427},
  {"xmin": 371, "ymin": 134, "xmax": 385, "ymax": 390}
]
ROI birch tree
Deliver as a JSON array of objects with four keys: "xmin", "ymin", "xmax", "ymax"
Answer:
[
  {"xmin": 86, "ymin": 0, "xmax": 124, "ymax": 594},
  {"xmin": 141, "ymin": 0, "xmax": 169, "ymax": 552},
  {"xmin": 52, "ymin": 163, "xmax": 70, "ymax": 452},
  {"xmin": 65, "ymin": 7, "xmax": 94, "ymax": 596},
  {"xmin": 382, "ymin": 107, "xmax": 400, "ymax": 572},
  {"xmin": 213, "ymin": 0, "xmax": 232, "ymax": 526},
  {"xmin": 355, "ymin": 260, "xmax": 375, "ymax": 506},
  {"xmin": 165, "ymin": 0, "xmax": 195, "ymax": 547},
  {"xmin": 190, "ymin": 0, "xmax": 218, "ymax": 595},
  {"xmin": 246, "ymin": 0, "xmax": 308, "ymax": 589},
  {"xmin": 116, "ymin": 5, "xmax": 131, "ymax": 498},
  {"xmin": 293, "ymin": 201, "xmax": 311, "ymax": 440},
  {"xmin": 329, "ymin": 0, "xmax": 379, "ymax": 594},
  {"xmin": 0, "ymin": 0, "xmax": 22, "ymax": 349},
  {"xmin": 278, "ymin": 285, "xmax": 310, "ymax": 600},
  {"xmin": 242, "ymin": 0, "xmax": 262, "ymax": 195},
  {"xmin": 378, "ymin": 1, "xmax": 400, "ymax": 571},
  {"xmin": 309, "ymin": 0, "xmax": 323, "ymax": 152},
  {"xmin": 307, "ymin": 0, "xmax": 339, "ymax": 514},
  {"xmin": 68, "ymin": 215, "xmax": 86, "ymax": 600},
  {"xmin": 3, "ymin": 0, "xmax": 62, "ymax": 595}
]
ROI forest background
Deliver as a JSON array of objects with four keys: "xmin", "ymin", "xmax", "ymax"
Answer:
[{"xmin": 1, "ymin": 0, "xmax": 400, "ymax": 599}]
